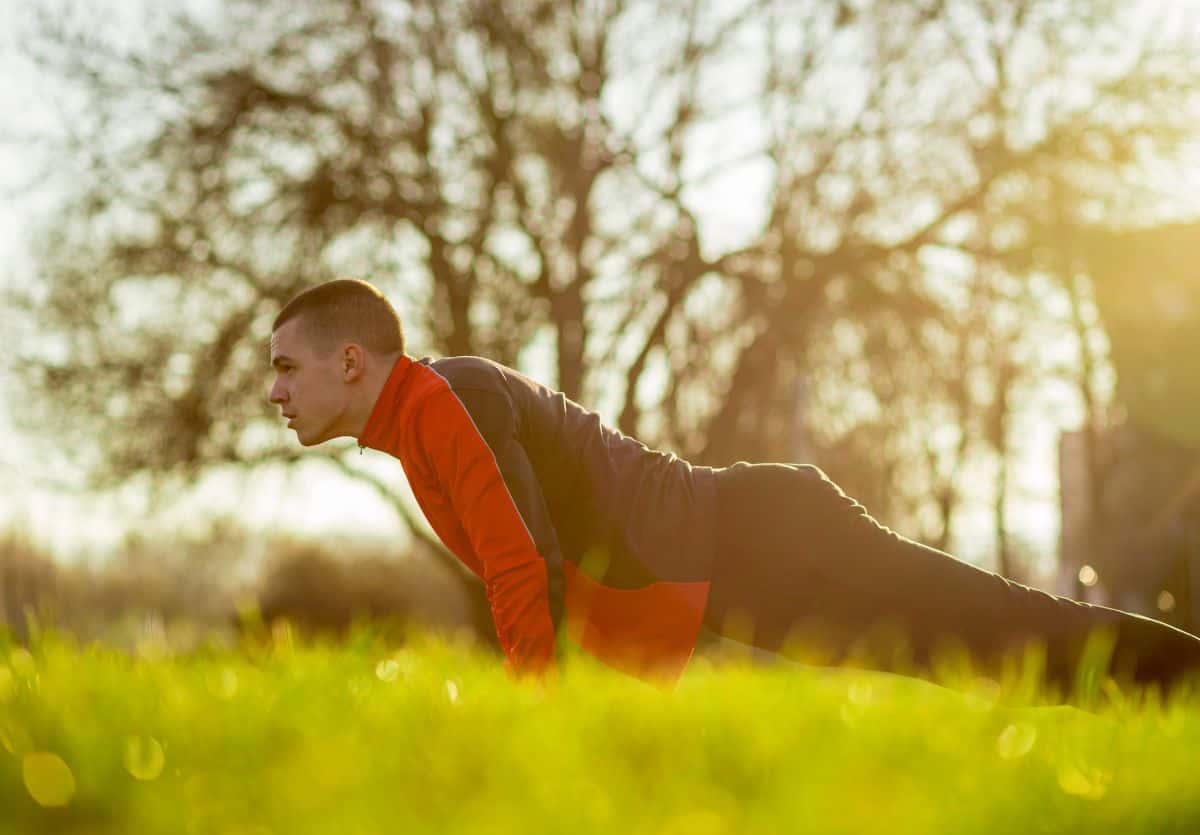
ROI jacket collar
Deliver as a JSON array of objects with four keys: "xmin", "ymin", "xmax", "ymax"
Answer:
[{"xmin": 357, "ymin": 353, "xmax": 416, "ymax": 453}]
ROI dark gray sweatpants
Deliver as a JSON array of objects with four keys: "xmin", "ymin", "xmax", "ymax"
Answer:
[{"xmin": 702, "ymin": 462, "xmax": 1200, "ymax": 697}]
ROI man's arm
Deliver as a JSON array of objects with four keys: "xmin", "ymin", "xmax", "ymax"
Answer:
[{"xmin": 413, "ymin": 386, "xmax": 566, "ymax": 678}]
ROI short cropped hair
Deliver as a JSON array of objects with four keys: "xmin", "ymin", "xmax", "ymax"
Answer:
[{"xmin": 273, "ymin": 278, "xmax": 405, "ymax": 358}]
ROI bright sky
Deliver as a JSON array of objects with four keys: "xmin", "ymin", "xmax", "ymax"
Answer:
[{"xmin": 0, "ymin": 0, "xmax": 1195, "ymax": 581}]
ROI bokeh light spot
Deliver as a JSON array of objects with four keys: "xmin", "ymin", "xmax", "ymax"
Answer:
[
  {"xmin": 23, "ymin": 752, "xmax": 76, "ymax": 807},
  {"xmin": 0, "ymin": 720, "xmax": 33, "ymax": 755},
  {"xmin": 1078, "ymin": 565, "xmax": 1098, "ymax": 587},
  {"xmin": 375, "ymin": 659, "xmax": 399, "ymax": 682},
  {"xmin": 995, "ymin": 722, "xmax": 1037, "ymax": 760},
  {"xmin": 1057, "ymin": 764, "xmax": 1112, "ymax": 799},
  {"xmin": 1157, "ymin": 590, "xmax": 1176, "ymax": 612},
  {"xmin": 123, "ymin": 735, "xmax": 166, "ymax": 781}
]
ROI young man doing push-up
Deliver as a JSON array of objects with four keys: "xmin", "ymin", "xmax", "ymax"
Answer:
[{"xmin": 267, "ymin": 278, "xmax": 1200, "ymax": 700}]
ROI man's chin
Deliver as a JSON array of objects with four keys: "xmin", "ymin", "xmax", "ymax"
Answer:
[{"xmin": 289, "ymin": 420, "xmax": 332, "ymax": 446}]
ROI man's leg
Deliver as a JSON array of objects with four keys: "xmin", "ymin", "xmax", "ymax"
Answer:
[{"xmin": 703, "ymin": 461, "xmax": 1200, "ymax": 699}]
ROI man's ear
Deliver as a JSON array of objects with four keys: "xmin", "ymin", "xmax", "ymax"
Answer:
[{"xmin": 342, "ymin": 344, "xmax": 366, "ymax": 381}]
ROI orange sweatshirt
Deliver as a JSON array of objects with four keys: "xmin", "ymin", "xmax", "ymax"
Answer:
[{"xmin": 358, "ymin": 353, "xmax": 717, "ymax": 685}]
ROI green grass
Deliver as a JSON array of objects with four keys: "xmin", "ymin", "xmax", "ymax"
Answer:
[{"xmin": 1, "ymin": 622, "xmax": 1199, "ymax": 835}]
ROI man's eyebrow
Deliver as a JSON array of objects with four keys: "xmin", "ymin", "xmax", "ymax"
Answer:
[{"xmin": 271, "ymin": 355, "xmax": 298, "ymax": 369}]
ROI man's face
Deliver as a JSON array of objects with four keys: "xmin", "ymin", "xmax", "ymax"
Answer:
[{"xmin": 268, "ymin": 317, "xmax": 350, "ymax": 446}]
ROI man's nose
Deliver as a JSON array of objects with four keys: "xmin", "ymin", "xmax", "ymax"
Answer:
[{"xmin": 268, "ymin": 380, "xmax": 285, "ymax": 404}]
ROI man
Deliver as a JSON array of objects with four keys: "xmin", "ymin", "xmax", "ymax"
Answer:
[{"xmin": 268, "ymin": 278, "xmax": 1200, "ymax": 699}]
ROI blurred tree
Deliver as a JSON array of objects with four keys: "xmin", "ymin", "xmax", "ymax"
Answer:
[
  {"xmin": 1055, "ymin": 221, "xmax": 1200, "ymax": 627},
  {"xmin": 1081, "ymin": 222, "xmax": 1200, "ymax": 451},
  {"xmin": 779, "ymin": 0, "xmax": 1200, "ymax": 551},
  {"xmin": 5, "ymin": 0, "xmax": 1199, "ymax": 598}
]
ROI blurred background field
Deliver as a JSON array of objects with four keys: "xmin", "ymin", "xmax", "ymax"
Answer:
[
  {"xmin": 2, "ymin": 623, "xmax": 1200, "ymax": 835},
  {"xmin": 0, "ymin": 522, "xmax": 498, "ymax": 656}
]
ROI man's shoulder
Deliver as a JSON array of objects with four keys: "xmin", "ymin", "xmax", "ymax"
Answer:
[
  {"xmin": 425, "ymin": 355, "xmax": 508, "ymax": 391},
  {"xmin": 427, "ymin": 355, "xmax": 550, "ymax": 399},
  {"xmin": 417, "ymin": 356, "xmax": 530, "ymax": 444}
]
